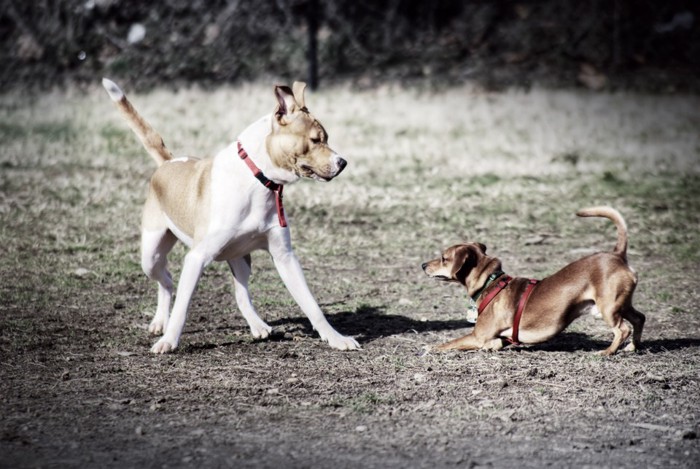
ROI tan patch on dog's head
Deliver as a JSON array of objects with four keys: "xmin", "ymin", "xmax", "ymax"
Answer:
[
  {"xmin": 265, "ymin": 82, "xmax": 346, "ymax": 181},
  {"xmin": 422, "ymin": 243, "xmax": 487, "ymax": 285}
]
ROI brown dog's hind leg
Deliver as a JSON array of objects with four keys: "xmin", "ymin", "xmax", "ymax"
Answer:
[
  {"xmin": 622, "ymin": 306, "xmax": 645, "ymax": 352},
  {"xmin": 600, "ymin": 320, "xmax": 630, "ymax": 356},
  {"xmin": 598, "ymin": 301, "xmax": 632, "ymax": 356}
]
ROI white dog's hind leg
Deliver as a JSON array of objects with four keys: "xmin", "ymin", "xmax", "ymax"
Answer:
[
  {"xmin": 227, "ymin": 256, "xmax": 272, "ymax": 339},
  {"xmin": 141, "ymin": 229, "xmax": 177, "ymax": 335},
  {"xmin": 151, "ymin": 249, "xmax": 209, "ymax": 353},
  {"xmin": 268, "ymin": 230, "xmax": 360, "ymax": 351}
]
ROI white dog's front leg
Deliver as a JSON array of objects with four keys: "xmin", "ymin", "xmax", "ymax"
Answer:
[
  {"xmin": 268, "ymin": 230, "xmax": 360, "ymax": 350},
  {"xmin": 227, "ymin": 257, "xmax": 272, "ymax": 339},
  {"xmin": 151, "ymin": 250, "xmax": 209, "ymax": 354}
]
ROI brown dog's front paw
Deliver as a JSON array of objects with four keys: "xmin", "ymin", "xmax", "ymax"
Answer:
[
  {"xmin": 433, "ymin": 343, "xmax": 456, "ymax": 352},
  {"xmin": 432, "ymin": 334, "xmax": 484, "ymax": 352}
]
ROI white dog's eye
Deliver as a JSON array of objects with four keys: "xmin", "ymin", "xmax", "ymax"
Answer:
[{"xmin": 310, "ymin": 137, "xmax": 321, "ymax": 144}]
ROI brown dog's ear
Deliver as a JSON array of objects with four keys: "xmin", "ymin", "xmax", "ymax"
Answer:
[
  {"xmin": 453, "ymin": 245, "xmax": 478, "ymax": 284},
  {"xmin": 274, "ymin": 85, "xmax": 298, "ymax": 122},
  {"xmin": 292, "ymin": 81, "xmax": 307, "ymax": 110}
]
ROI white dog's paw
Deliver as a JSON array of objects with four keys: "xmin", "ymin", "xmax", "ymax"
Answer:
[
  {"xmin": 151, "ymin": 338, "xmax": 177, "ymax": 354},
  {"xmin": 322, "ymin": 331, "xmax": 361, "ymax": 351},
  {"xmin": 148, "ymin": 317, "xmax": 167, "ymax": 336},
  {"xmin": 249, "ymin": 321, "xmax": 272, "ymax": 339}
]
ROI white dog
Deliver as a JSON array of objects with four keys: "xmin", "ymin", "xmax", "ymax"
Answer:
[{"xmin": 102, "ymin": 78, "xmax": 359, "ymax": 353}]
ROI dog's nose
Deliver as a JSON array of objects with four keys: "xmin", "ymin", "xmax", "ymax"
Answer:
[
  {"xmin": 337, "ymin": 157, "xmax": 347, "ymax": 171},
  {"xmin": 421, "ymin": 262, "xmax": 428, "ymax": 271}
]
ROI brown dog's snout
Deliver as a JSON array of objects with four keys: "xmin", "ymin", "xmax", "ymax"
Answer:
[{"xmin": 421, "ymin": 262, "xmax": 429, "ymax": 271}]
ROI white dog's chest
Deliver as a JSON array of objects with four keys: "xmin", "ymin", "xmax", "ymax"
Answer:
[
  {"xmin": 161, "ymin": 147, "xmax": 283, "ymax": 262},
  {"xmin": 213, "ymin": 232, "xmax": 269, "ymax": 261}
]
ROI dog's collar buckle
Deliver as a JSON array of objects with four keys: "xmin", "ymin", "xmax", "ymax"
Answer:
[
  {"xmin": 471, "ymin": 270, "xmax": 505, "ymax": 303},
  {"xmin": 237, "ymin": 141, "xmax": 288, "ymax": 228}
]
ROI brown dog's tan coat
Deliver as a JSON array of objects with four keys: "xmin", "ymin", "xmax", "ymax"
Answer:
[{"xmin": 423, "ymin": 207, "xmax": 645, "ymax": 355}]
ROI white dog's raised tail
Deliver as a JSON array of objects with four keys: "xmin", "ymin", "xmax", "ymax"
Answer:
[
  {"xmin": 102, "ymin": 78, "xmax": 124, "ymax": 101},
  {"xmin": 101, "ymin": 77, "xmax": 174, "ymax": 166}
]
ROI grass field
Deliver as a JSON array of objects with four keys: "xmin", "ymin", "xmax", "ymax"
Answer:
[{"xmin": 1, "ymin": 82, "xmax": 699, "ymax": 467}]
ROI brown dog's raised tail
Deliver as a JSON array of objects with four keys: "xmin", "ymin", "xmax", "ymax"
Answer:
[
  {"xmin": 102, "ymin": 78, "xmax": 173, "ymax": 166},
  {"xmin": 576, "ymin": 206, "xmax": 628, "ymax": 260}
]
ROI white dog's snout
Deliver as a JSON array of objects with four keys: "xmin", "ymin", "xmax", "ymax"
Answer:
[{"xmin": 332, "ymin": 153, "xmax": 348, "ymax": 174}]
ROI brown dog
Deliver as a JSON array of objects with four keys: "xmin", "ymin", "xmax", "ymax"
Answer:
[{"xmin": 422, "ymin": 207, "xmax": 645, "ymax": 355}]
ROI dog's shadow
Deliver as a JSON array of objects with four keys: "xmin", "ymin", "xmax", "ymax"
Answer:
[
  {"xmin": 527, "ymin": 333, "xmax": 616, "ymax": 353},
  {"xmin": 270, "ymin": 307, "xmax": 700, "ymax": 353},
  {"xmin": 191, "ymin": 304, "xmax": 700, "ymax": 354},
  {"xmin": 267, "ymin": 304, "xmax": 473, "ymax": 343},
  {"xmin": 512, "ymin": 332, "xmax": 700, "ymax": 354},
  {"xmin": 181, "ymin": 304, "xmax": 468, "ymax": 351}
]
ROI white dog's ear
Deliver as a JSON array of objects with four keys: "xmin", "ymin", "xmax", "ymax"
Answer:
[
  {"xmin": 274, "ymin": 85, "xmax": 298, "ymax": 123},
  {"xmin": 292, "ymin": 81, "xmax": 307, "ymax": 110}
]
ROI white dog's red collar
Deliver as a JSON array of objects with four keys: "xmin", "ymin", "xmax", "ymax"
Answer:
[{"xmin": 237, "ymin": 141, "xmax": 287, "ymax": 228}]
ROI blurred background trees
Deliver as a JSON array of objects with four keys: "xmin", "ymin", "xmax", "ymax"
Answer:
[{"xmin": 2, "ymin": 0, "xmax": 698, "ymax": 91}]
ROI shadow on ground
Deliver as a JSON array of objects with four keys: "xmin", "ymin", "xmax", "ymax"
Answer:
[
  {"xmin": 264, "ymin": 304, "xmax": 474, "ymax": 344},
  {"xmin": 177, "ymin": 304, "xmax": 470, "ymax": 352},
  {"xmin": 507, "ymin": 333, "xmax": 700, "ymax": 354},
  {"xmin": 180, "ymin": 305, "xmax": 700, "ymax": 355}
]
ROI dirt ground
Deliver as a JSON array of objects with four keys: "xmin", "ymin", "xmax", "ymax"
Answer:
[
  {"xmin": 2, "ymin": 293, "xmax": 699, "ymax": 468},
  {"xmin": 1, "ymin": 84, "xmax": 699, "ymax": 468}
]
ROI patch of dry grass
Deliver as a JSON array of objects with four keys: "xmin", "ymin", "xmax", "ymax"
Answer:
[
  {"xmin": 1, "ymin": 80, "xmax": 699, "ymax": 341},
  {"xmin": 1, "ymin": 82, "xmax": 699, "ymax": 468}
]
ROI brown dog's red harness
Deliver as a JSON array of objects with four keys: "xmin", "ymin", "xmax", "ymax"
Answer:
[
  {"xmin": 476, "ymin": 274, "xmax": 513, "ymax": 314},
  {"xmin": 510, "ymin": 279, "xmax": 539, "ymax": 345},
  {"xmin": 237, "ymin": 141, "xmax": 287, "ymax": 227},
  {"xmin": 476, "ymin": 274, "xmax": 539, "ymax": 345}
]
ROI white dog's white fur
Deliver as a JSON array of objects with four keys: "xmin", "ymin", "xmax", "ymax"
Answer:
[{"xmin": 102, "ymin": 78, "xmax": 359, "ymax": 353}]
